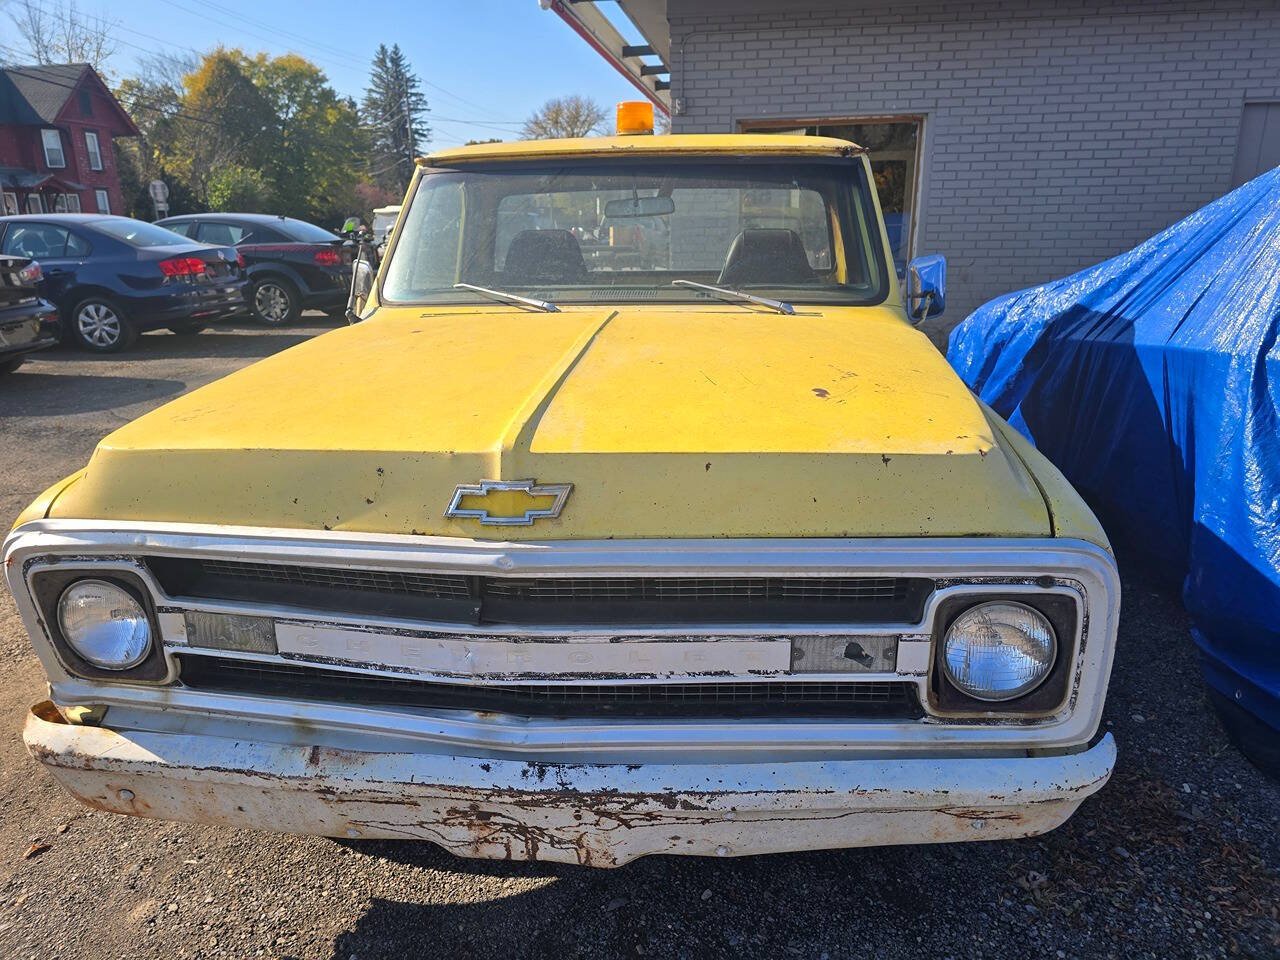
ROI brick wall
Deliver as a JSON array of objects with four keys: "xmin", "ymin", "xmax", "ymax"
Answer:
[{"xmin": 667, "ymin": 0, "xmax": 1280, "ymax": 340}]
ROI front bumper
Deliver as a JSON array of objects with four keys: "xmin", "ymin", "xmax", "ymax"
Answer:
[{"xmin": 25, "ymin": 702, "xmax": 1115, "ymax": 867}]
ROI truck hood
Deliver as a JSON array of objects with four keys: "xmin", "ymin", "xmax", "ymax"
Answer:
[{"xmin": 50, "ymin": 304, "xmax": 1051, "ymax": 539}]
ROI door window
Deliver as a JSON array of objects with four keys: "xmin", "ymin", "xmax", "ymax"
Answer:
[
  {"xmin": 196, "ymin": 221, "xmax": 248, "ymax": 245},
  {"xmin": 40, "ymin": 129, "xmax": 65, "ymax": 168},
  {"xmin": 25, "ymin": 195, "xmax": 44, "ymax": 214},
  {"xmin": 1, "ymin": 192, "xmax": 16, "ymax": 216},
  {"xmin": 740, "ymin": 117, "xmax": 923, "ymax": 275},
  {"xmin": 66, "ymin": 231, "xmax": 92, "ymax": 257},
  {"xmin": 164, "ymin": 221, "xmax": 196, "ymax": 238},
  {"xmin": 1, "ymin": 223, "xmax": 71, "ymax": 258}
]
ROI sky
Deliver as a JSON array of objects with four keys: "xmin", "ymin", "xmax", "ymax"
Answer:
[{"xmin": 7, "ymin": 0, "xmax": 644, "ymax": 149}]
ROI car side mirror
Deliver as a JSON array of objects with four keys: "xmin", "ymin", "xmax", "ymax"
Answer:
[{"xmin": 906, "ymin": 254, "xmax": 946, "ymax": 325}]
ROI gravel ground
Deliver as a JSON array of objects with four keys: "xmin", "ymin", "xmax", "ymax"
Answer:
[{"xmin": 0, "ymin": 320, "xmax": 1275, "ymax": 960}]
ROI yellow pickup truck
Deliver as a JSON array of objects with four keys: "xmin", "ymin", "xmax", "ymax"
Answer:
[{"xmin": 6, "ymin": 107, "xmax": 1119, "ymax": 867}]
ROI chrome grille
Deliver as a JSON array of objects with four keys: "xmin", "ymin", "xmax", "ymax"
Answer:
[
  {"xmin": 197, "ymin": 559, "xmax": 472, "ymax": 600},
  {"xmin": 146, "ymin": 557, "xmax": 933, "ymax": 625}
]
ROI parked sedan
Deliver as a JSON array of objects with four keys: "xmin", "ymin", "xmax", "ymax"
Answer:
[
  {"xmin": 157, "ymin": 214, "xmax": 351, "ymax": 325},
  {"xmin": 0, "ymin": 215, "xmax": 247, "ymax": 353},
  {"xmin": 0, "ymin": 255, "xmax": 60, "ymax": 374}
]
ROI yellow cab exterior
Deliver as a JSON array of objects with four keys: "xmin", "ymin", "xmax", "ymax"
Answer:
[{"xmin": 7, "ymin": 103, "xmax": 1120, "ymax": 866}]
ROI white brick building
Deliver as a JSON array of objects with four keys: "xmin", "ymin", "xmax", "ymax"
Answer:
[{"xmin": 546, "ymin": 0, "xmax": 1280, "ymax": 335}]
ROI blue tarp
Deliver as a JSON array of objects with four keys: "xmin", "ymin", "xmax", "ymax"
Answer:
[{"xmin": 947, "ymin": 169, "xmax": 1280, "ymax": 738}]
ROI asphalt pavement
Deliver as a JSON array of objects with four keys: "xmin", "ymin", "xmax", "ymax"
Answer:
[{"xmin": 0, "ymin": 319, "xmax": 1274, "ymax": 960}]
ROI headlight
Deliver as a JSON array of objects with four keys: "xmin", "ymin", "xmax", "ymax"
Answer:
[
  {"xmin": 56, "ymin": 579, "xmax": 153, "ymax": 670},
  {"xmin": 942, "ymin": 601, "xmax": 1056, "ymax": 701}
]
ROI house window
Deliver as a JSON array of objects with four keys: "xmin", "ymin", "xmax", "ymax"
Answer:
[
  {"xmin": 94, "ymin": 189, "xmax": 110, "ymax": 214},
  {"xmin": 740, "ymin": 116, "xmax": 925, "ymax": 275},
  {"xmin": 1, "ymin": 192, "xmax": 16, "ymax": 216},
  {"xmin": 25, "ymin": 194, "xmax": 44, "ymax": 214},
  {"xmin": 53, "ymin": 193, "xmax": 68, "ymax": 212},
  {"xmin": 66, "ymin": 193, "xmax": 82, "ymax": 213},
  {"xmin": 78, "ymin": 89, "xmax": 93, "ymax": 116},
  {"xmin": 85, "ymin": 131, "xmax": 103, "ymax": 171},
  {"xmin": 40, "ymin": 129, "xmax": 65, "ymax": 168}
]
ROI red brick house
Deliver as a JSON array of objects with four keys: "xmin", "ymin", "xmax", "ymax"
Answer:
[{"xmin": 0, "ymin": 63, "xmax": 139, "ymax": 218}]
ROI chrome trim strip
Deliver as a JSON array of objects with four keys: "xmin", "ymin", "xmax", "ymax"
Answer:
[{"xmin": 4, "ymin": 520, "xmax": 1120, "ymax": 760}]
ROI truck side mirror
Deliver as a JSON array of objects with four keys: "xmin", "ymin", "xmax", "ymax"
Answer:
[
  {"xmin": 906, "ymin": 254, "xmax": 946, "ymax": 325},
  {"xmin": 346, "ymin": 254, "xmax": 375, "ymax": 323}
]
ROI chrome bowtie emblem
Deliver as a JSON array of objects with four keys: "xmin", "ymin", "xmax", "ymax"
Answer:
[{"xmin": 445, "ymin": 479, "xmax": 573, "ymax": 526}]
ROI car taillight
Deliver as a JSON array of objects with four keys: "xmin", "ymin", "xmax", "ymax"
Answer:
[
  {"xmin": 158, "ymin": 256, "xmax": 208, "ymax": 278},
  {"xmin": 236, "ymin": 251, "xmax": 246, "ymax": 268},
  {"xmin": 16, "ymin": 261, "xmax": 42, "ymax": 284},
  {"xmin": 314, "ymin": 248, "xmax": 341, "ymax": 266}
]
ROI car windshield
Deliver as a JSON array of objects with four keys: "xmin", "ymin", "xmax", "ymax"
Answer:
[
  {"xmin": 381, "ymin": 160, "xmax": 888, "ymax": 306},
  {"xmin": 277, "ymin": 218, "xmax": 338, "ymax": 243},
  {"xmin": 92, "ymin": 218, "xmax": 193, "ymax": 248}
]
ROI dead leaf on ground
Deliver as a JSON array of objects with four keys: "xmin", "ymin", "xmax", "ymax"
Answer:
[{"xmin": 21, "ymin": 842, "xmax": 50, "ymax": 860}]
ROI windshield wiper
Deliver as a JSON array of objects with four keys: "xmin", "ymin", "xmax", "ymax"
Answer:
[
  {"xmin": 453, "ymin": 282, "xmax": 559, "ymax": 312},
  {"xmin": 671, "ymin": 280, "xmax": 794, "ymax": 315}
]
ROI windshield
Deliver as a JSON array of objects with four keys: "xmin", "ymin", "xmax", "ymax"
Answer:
[
  {"xmin": 92, "ymin": 218, "xmax": 194, "ymax": 248},
  {"xmin": 382, "ymin": 160, "xmax": 888, "ymax": 306}
]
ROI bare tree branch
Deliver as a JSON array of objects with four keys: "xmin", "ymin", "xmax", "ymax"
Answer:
[
  {"xmin": 521, "ymin": 95, "xmax": 609, "ymax": 140},
  {"xmin": 7, "ymin": 0, "xmax": 119, "ymax": 72}
]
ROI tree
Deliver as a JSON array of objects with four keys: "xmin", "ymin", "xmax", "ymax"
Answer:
[
  {"xmin": 207, "ymin": 164, "xmax": 273, "ymax": 212},
  {"xmin": 171, "ymin": 50, "xmax": 278, "ymax": 207},
  {"xmin": 521, "ymin": 96, "xmax": 608, "ymax": 140},
  {"xmin": 6, "ymin": 0, "xmax": 118, "ymax": 73},
  {"xmin": 360, "ymin": 44, "xmax": 429, "ymax": 195},
  {"xmin": 237, "ymin": 52, "xmax": 366, "ymax": 223}
]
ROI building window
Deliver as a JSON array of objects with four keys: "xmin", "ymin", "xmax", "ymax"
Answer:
[
  {"xmin": 1232, "ymin": 101, "xmax": 1280, "ymax": 188},
  {"xmin": 740, "ymin": 116, "xmax": 924, "ymax": 275},
  {"xmin": 40, "ymin": 129, "xmax": 65, "ymax": 168},
  {"xmin": 53, "ymin": 193, "xmax": 68, "ymax": 212},
  {"xmin": 78, "ymin": 89, "xmax": 93, "ymax": 116},
  {"xmin": 85, "ymin": 131, "xmax": 103, "ymax": 171},
  {"xmin": 25, "ymin": 194, "xmax": 44, "ymax": 214},
  {"xmin": 94, "ymin": 188, "xmax": 110, "ymax": 214},
  {"xmin": 66, "ymin": 193, "xmax": 82, "ymax": 213},
  {"xmin": 1, "ymin": 192, "xmax": 16, "ymax": 216}
]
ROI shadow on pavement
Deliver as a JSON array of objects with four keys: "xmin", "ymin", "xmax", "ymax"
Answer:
[{"xmin": 0, "ymin": 372, "xmax": 187, "ymax": 415}]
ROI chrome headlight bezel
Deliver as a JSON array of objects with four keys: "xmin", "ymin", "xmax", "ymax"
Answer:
[
  {"xmin": 27, "ymin": 568, "xmax": 167, "ymax": 682},
  {"xmin": 930, "ymin": 591, "xmax": 1078, "ymax": 715}
]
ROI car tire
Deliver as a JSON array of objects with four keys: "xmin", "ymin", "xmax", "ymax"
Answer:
[
  {"xmin": 68, "ymin": 296, "xmax": 137, "ymax": 353},
  {"xmin": 0, "ymin": 358, "xmax": 23, "ymax": 375},
  {"xmin": 167, "ymin": 322, "xmax": 208, "ymax": 336},
  {"xmin": 250, "ymin": 278, "xmax": 300, "ymax": 326}
]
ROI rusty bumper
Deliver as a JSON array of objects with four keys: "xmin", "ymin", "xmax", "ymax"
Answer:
[{"xmin": 25, "ymin": 702, "xmax": 1115, "ymax": 867}]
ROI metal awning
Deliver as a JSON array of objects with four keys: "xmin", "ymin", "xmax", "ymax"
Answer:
[
  {"xmin": 540, "ymin": 0, "xmax": 672, "ymax": 114},
  {"xmin": 0, "ymin": 168, "xmax": 85, "ymax": 191}
]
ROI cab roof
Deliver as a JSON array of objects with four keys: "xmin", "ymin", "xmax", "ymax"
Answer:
[{"xmin": 423, "ymin": 133, "xmax": 866, "ymax": 165}]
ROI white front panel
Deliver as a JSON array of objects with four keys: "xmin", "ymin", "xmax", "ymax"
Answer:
[{"xmin": 275, "ymin": 622, "xmax": 791, "ymax": 679}]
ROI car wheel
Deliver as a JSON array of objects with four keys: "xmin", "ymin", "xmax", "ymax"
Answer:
[
  {"xmin": 251, "ymin": 278, "xmax": 300, "ymax": 326},
  {"xmin": 70, "ymin": 297, "xmax": 137, "ymax": 353},
  {"xmin": 167, "ymin": 322, "xmax": 208, "ymax": 336},
  {"xmin": 0, "ymin": 358, "xmax": 23, "ymax": 375}
]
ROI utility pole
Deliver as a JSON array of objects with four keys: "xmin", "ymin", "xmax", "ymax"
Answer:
[{"xmin": 403, "ymin": 84, "xmax": 416, "ymax": 181}]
